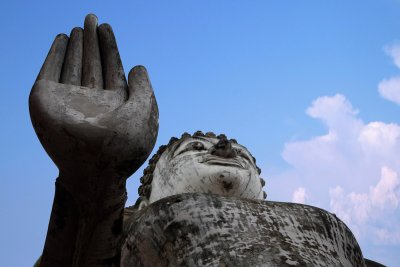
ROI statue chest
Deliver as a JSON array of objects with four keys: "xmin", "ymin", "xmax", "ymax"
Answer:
[{"xmin": 121, "ymin": 193, "xmax": 366, "ymax": 267}]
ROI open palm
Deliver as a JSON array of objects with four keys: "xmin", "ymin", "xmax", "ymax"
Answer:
[{"xmin": 29, "ymin": 14, "xmax": 158, "ymax": 179}]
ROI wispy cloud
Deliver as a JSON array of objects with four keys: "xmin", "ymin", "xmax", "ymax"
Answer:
[{"xmin": 329, "ymin": 166, "xmax": 400, "ymax": 243}]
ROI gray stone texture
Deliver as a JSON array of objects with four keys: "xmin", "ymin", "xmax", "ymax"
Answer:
[{"xmin": 122, "ymin": 193, "xmax": 366, "ymax": 267}]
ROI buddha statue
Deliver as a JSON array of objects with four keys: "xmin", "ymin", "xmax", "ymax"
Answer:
[
  {"xmin": 120, "ymin": 132, "xmax": 367, "ymax": 266},
  {"xmin": 30, "ymin": 14, "xmax": 384, "ymax": 267}
]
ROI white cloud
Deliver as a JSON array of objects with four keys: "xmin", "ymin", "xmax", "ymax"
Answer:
[
  {"xmin": 272, "ymin": 94, "xmax": 400, "ymax": 245},
  {"xmin": 292, "ymin": 187, "xmax": 307, "ymax": 204},
  {"xmin": 370, "ymin": 166, "xmax": 400, "ymax": 209},
  {"xmin": 384, "ymin": 44, "xmax": 400, "ymax": 69},
  {"xmin": 359, "ymin": 122, "xmax": 400, "ymax": 151},
  {"xmin": 378, "ymin": 44, "xmax": 400, "ymax": 105},
  {"xmin": 378, "ymin": 77, "xmax": 400, "ymax": 105},
  {"xmin": 306, "ymin": 94, "xmax": 359, "ymax": 124}
]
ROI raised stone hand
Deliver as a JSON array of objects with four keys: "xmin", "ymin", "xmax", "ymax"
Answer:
[
  {"xmin": 30, "ymin": 14, "xmax": 158, "ymax": 266},
  {"xmin": 30, "ymin": 14, "xmax": 158, "ymax": 180}
]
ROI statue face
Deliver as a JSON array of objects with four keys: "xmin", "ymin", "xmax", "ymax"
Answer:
[{"xmin": 148, "ymin": 136, "xmax": 264, "ymax": 203}]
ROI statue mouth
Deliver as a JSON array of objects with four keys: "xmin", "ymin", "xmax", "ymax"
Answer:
[{"xmin": 200, "ymin": 155, "xmax": 245, "ymax": 169}]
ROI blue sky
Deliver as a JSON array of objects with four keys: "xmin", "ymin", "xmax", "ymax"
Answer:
[{"xmin": 1, "ymin": 1, "xmax": 400, "ymax": 266}]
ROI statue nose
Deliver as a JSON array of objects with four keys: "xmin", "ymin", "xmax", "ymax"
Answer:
[{"xmin": 210, "ymin": 138, "xmax": 237, "ymax": 158}]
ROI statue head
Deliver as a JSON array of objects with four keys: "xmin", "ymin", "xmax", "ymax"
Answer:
[{"xmin": 137, "ymin": 131, "xmax": 266, "ymax": 209}]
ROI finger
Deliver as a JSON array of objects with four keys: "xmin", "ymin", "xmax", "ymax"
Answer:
[
  {"xmin": 36, "ymin": 34, "xmax": 69, "ymax": 82},
  {"xmin": 98, "ymin": 23, "xmax": 127, "ymax": 94},
  {"xmin": 60, "ymin": 27, "xmax": 83, "ymax": 86},
  {"xmin": 82, "ymin": 14, "xmax": 103, "ymax": 88},
  {"xmin": 128, "ymin": 66, "xmax": 153, "ymax": 100},
  {"xmin": 122, "ymin": 65, "xmax": 158, "ymax": 159}
]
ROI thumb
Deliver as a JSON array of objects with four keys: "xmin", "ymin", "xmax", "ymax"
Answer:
[{"xmin": 128, "ymin": 65, "xmax": 153, "ymax": 100}]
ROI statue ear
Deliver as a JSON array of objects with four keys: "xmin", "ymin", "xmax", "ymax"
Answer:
[{"xmin": 138, "ymin": 197, "xmax": 149, "ymax": 210}]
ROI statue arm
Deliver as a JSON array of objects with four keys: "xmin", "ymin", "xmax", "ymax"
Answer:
[{"xmin": 30, "ymin": 14, "xmax": 158, "ymax": 266}]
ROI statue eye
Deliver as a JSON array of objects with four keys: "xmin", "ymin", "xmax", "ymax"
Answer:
[
  {"xmin": 190, "ymin": 141, "xmax": 205, "ymax": 151},
  {"xmin": 235, "ymin": 149, "xmax": 252, "ymax": 162}
]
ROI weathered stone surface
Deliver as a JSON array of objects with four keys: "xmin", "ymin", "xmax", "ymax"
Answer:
[{"xmin": 122, "ymin": 193, "xmax": 366, "ymax": 267}]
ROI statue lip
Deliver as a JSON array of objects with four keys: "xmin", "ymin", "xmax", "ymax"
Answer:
[{"xmin": 200, "ymin": 155, "xmax": 244, "ymax": 168}]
